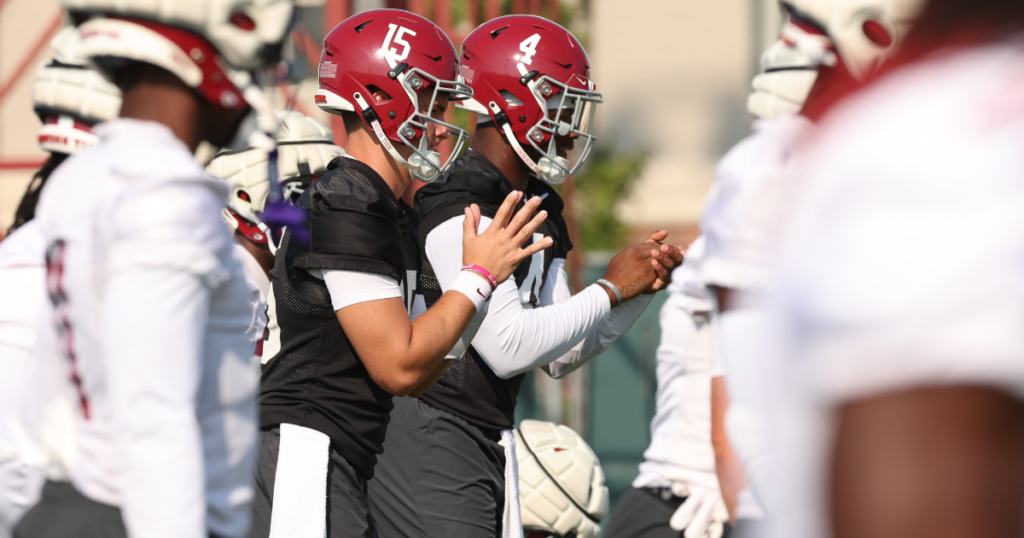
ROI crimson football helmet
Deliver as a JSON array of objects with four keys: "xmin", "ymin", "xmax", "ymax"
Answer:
[
  {"xmin": 458, "ymin": 15, "xmax": 602, "ymax": 185},
  {"xmin": 315, "ymin": 9, "xmax": 471, "ymax": 182}
]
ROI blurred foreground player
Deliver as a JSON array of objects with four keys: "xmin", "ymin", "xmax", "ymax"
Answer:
[
  {"xmin": 253, "ymin": 11, "xmax": 552, "ymax": 538},
  {"xmin": 605, "ymin": 238, "xmax": 730, "ymax": 538},
  {"xmin": 0, "ymin": 26, "xmax": 120, "ymax": 537},
  {"xmin": 368, "ymin": 15, "xmax": 681, "ymax": 538},
  {"xmin": 15, "ymin": 0, "xmax": 294, "ymax": 537},
  {"xmin": 766, "ymin": 1, "xmax": 1024, "ymax": 537},
  {"xmin": 208, "ymin": 110, "xmax": 344, "ymax": 357},
  {"xmin": 699, "ymin": 0, "xmax": 923, "ymax": 514}
]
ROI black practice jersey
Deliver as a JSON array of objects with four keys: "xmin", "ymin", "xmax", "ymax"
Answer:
[
  {"xmin": 414, "ymin": 150, "xmax": 572, "ymax": 432},
  {"xmin": 258, "ymin": 158, "xmax": 419, "ymax": 480}
]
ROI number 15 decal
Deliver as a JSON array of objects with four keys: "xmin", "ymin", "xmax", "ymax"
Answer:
[{"xmin": 382, "ymin": 24, "xmax": 416, "ymax": 66}]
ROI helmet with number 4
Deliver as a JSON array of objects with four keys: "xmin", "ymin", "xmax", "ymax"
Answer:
[
  {"xmin": 516, "ymin": 420, "xmax": 609, "ymax": 538},
  {"xmin": 315, "ymin": 9, "xmax": 471, "ymax": 182},
  {"xmin": 782, "ymin": 0, "xmax": 925, "ymax": 81},
  {"xmin": 458, "ymin": 15, "xmax": 602, "ymax": 185}
]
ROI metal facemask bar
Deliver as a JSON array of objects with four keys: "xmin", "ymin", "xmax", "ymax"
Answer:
[
  {"xmin": 513, "ymin": 74, "xmax": 602, "ymax": 185},
  {"xmin": 355, "ymin": 65, "xmax": 472, "ymax": 183}
]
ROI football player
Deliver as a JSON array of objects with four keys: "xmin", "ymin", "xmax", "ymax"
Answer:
[
  {"xmin": 766, "ymin": 0, "xmax": 1024, "ymax": 537},
  {"xmin": 253, "ymin": 10, "xmax": 553, "ymax": 538},
  {"xmin": 0, "ymin": 26, "xmax": 120, "ymax": 537},
  {"xmin": 604, "ymin": 237, "xmax": 733, "ymax": 538},
  {"xmin": 207, "ymin": 110, "xmax": 344, "ymax": 357},
  {"xmin": 698, "ymin": 0, "xmax": 923, "ymax": 518},
  {"xmin": 14, "ymin": 1, "xmax": 293, "ymax": 537},
  {"xmin": 367, "ymin": 15, "xmax": 683, "ymax": 538}
]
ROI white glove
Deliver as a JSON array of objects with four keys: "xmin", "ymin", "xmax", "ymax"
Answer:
[{"xmin": 669, "ymin": 484, "xmax": 729, "ymax": 538}]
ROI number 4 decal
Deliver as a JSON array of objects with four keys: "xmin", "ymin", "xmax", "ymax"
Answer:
[{"xmin": 519, "ymin": 33, "xmax": 541, "ymax": 65}]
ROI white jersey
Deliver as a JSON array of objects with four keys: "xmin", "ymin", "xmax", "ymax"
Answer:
[
  {"xmin": 233, "ymin": 244, "xmax": 269, "ymax": 358},
  {"xmin": 634, "ymin": 237, "xmax": 721, "ymax": 492},
  {"xmin": 766, "ymin": 41, "xmax": 1024, "ymax": 538},
  {"xmin": 0, "ymin": 222, "xmax": 48, "ymax": 536},
  {"xmin": 34, "ymin": 119, "xmax": 260, "ymax": 538},
  {"xmin": 700, "ymin": 114, "xmax": 814, "ymax": 292},
  {"xmin": 425, "ymin": 215, "xmax": 652, "ymax": 380}
]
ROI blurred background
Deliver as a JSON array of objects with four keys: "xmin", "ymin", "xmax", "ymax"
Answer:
[{"xmin": 0, "ymin": 0, "xmax": 781, "ymax": 512}]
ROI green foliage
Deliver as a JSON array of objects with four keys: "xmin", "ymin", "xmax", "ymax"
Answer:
[{"xmin": 564, "ymin": 147, "xmax": 649, "ymax": 251}]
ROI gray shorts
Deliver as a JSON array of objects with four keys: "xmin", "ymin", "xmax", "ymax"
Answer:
[
  {"xmin": 13, "ymin": 481, "xmax": 127, "ymax": 538},
  {"xmin": 367, "ymin": 397, "xmax": 506, "ymax": 538},
  {"xmin": 250, "ymin": 427, "xmax": 376, "ymax": 538}
]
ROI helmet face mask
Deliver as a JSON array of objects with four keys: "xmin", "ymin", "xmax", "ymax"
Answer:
[
  {"xmin": 523, "ymin": 74, "xmax": 602, "ymax": 185},
  {"xmin": 392, "ymin": 66, "xmax": 472, "ymax": 182}
]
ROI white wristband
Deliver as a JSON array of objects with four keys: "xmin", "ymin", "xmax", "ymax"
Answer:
[{"xmin": 448, "ymin": 270, "xmax": 493, "ymax": 312}]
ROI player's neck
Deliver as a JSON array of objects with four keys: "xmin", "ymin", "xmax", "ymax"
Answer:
[
  {"xmin": 470, "ymin": 124, "xmax": 531, "ymax": 192},
  {"xmin": 118, "ymin": 77, "xmax": 204, "ymax": 152},
  {"xmin": 345, "ymin": 127, "xmax": 411, "ymax": 200}
]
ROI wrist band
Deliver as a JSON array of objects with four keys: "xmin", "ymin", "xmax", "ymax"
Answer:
[
  {"xmin": 461, "ymin": 264, "xmax": 498, "ymax": 291},
  {"xmin": 596, "ymin": 278, "xmax": 623, "ymax": 305},
  {"xmin": 450, "ymin": 270, "xmax": 493, "ymax": 313}
]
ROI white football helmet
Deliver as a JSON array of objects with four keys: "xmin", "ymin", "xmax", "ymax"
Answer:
[
  {"xmin": 516, "ymin": 420, "xmax": 609, "ymax": 538},
  {"xmin": 207, "ymin": 110, "xmax": 344, "ymax": 248},
  {"xmin": 782, "ymin": 0, "xmax": 925, "ymax": 80},
  {"xmin": 32, "ymin": 27, "xmax": 122, "ymax": 154},
  {"xmin": 64, "ymin": 0, "xmax": 293, "ymax": 147},
  {"xmin": 747, "ymin": 14, "xmax": 828, "ymax": 119}
]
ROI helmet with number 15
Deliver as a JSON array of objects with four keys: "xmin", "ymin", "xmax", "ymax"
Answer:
[
  {"xmin": 315, "ymin": 9, "xmax": 471, "ymax": 182},
  {"xmin": 458, "ymin": 15, "xmax": 602, "ymax": 186}
]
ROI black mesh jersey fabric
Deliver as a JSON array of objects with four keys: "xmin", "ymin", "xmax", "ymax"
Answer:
[
  {"xmin": 258, "ymin": 160, "xmax": 420, "ymax": 480},
  {"xmin": 414, "ymin": 151, "xmax": 573, "ymax": 431}
]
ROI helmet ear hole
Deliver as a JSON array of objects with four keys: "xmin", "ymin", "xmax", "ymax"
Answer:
[
  {"xmin": 229, "ymin": 12, "xmax": 256, "ymax": 31},
  {"xmin": 238, "ymin": 190, "xmax": 251, "ymax": 202},
  {"xmin": 366, "ymin": 85, "xmax": 393, "ymax": 103},
  {"xmin": 861, "ymin": 19, "xmax": 893, "ymax": 47}
]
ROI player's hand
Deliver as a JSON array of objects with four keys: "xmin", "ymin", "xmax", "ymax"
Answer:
[
  {"xmin": 462, "ymin": 191, "xmax": 553, "ymax": 284},
  {"xmin": 599, "ymin": 244, "xmax": 657, "ymax": 306},
  {"xmin": 642, "ymin": 230, "xmax": 685, "ymax": 294},
  {"xmin": 670, "ymin": 484, "xmax": 729, "ymax": 538}
]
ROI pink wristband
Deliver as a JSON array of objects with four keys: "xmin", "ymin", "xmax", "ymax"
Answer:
[{"xmin": 462, "ymin": 264, "xmax": 498, "ymax": 291}]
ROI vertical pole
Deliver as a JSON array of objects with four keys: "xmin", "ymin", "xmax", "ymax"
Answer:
[
  {"xmin": 467, "ymin": 0, "xmax": 479, "ymax": 27},
  {"xmin": 513, "ymin": 0, "xmax": 526, "ymax": 14},
  {"xmin": 485, "ymin": 0, "xmax": 501, "ymax": 21},
  {"xmin": 547, "ymin": 0, "xmax": 560, "ymax": 23},
  {"xmin": 435, "ymin": 0, "xmax": 452, "ymax": 34},
  {"xmin": 408, "ymin": 0, "xmax": 426, "ymax": 15},
  {"xmin": 324, "ymin": 0, "xmax": 350, "ymax": 148},
  {"xmin": 527, "ymin": 0, "xmax": 540, "ymax": 16}
]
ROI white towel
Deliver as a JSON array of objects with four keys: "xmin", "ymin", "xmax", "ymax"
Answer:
[
  {"xmin": 500, "ymin": 429, "xmax": 524, "ymax": 538},
  {"xmin": 269, "ymin": 424, "xmax": 331, "ymax": 538}
]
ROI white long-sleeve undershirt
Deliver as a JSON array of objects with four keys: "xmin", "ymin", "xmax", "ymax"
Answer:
[{"xmin": 425, "ymin": 215, "xmax": 653, "ymax": 380}]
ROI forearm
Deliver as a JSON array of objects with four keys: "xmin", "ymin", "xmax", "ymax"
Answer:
[
  {"xmin": 712, "ymin": 376, "xmax": 747, "ymax": 521},
  {"xmin": 403, "ymin": 291, "xmax": 477, "ymax": 381},
  {"xmin": 473, "ymin": 283, "xmax": 611, "ymax": 378},
  {"xmin": 544, "ymin": 293, "xmax": 654, "ymax": 379},
  {"xmin": 104, "ymin": 269, "xmax": 207, "ymax": 538}
]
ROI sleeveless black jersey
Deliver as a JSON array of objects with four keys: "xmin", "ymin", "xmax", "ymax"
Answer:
[
  {"xmin": 258, "ymin": 158, "xmax": 419, "ymax": 480},
  {"xmin": 414, "ymin": 150, "xmax": 572, "ymax": 432}
]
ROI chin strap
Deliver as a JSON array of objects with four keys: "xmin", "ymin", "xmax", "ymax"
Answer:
[
  {"xmin": 487, "ymin": 101, "xmax": 568, "ymax": 185},
  {"xmin": 352, "ymin": 92, "xmax": 441, "ymax": 182}
]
